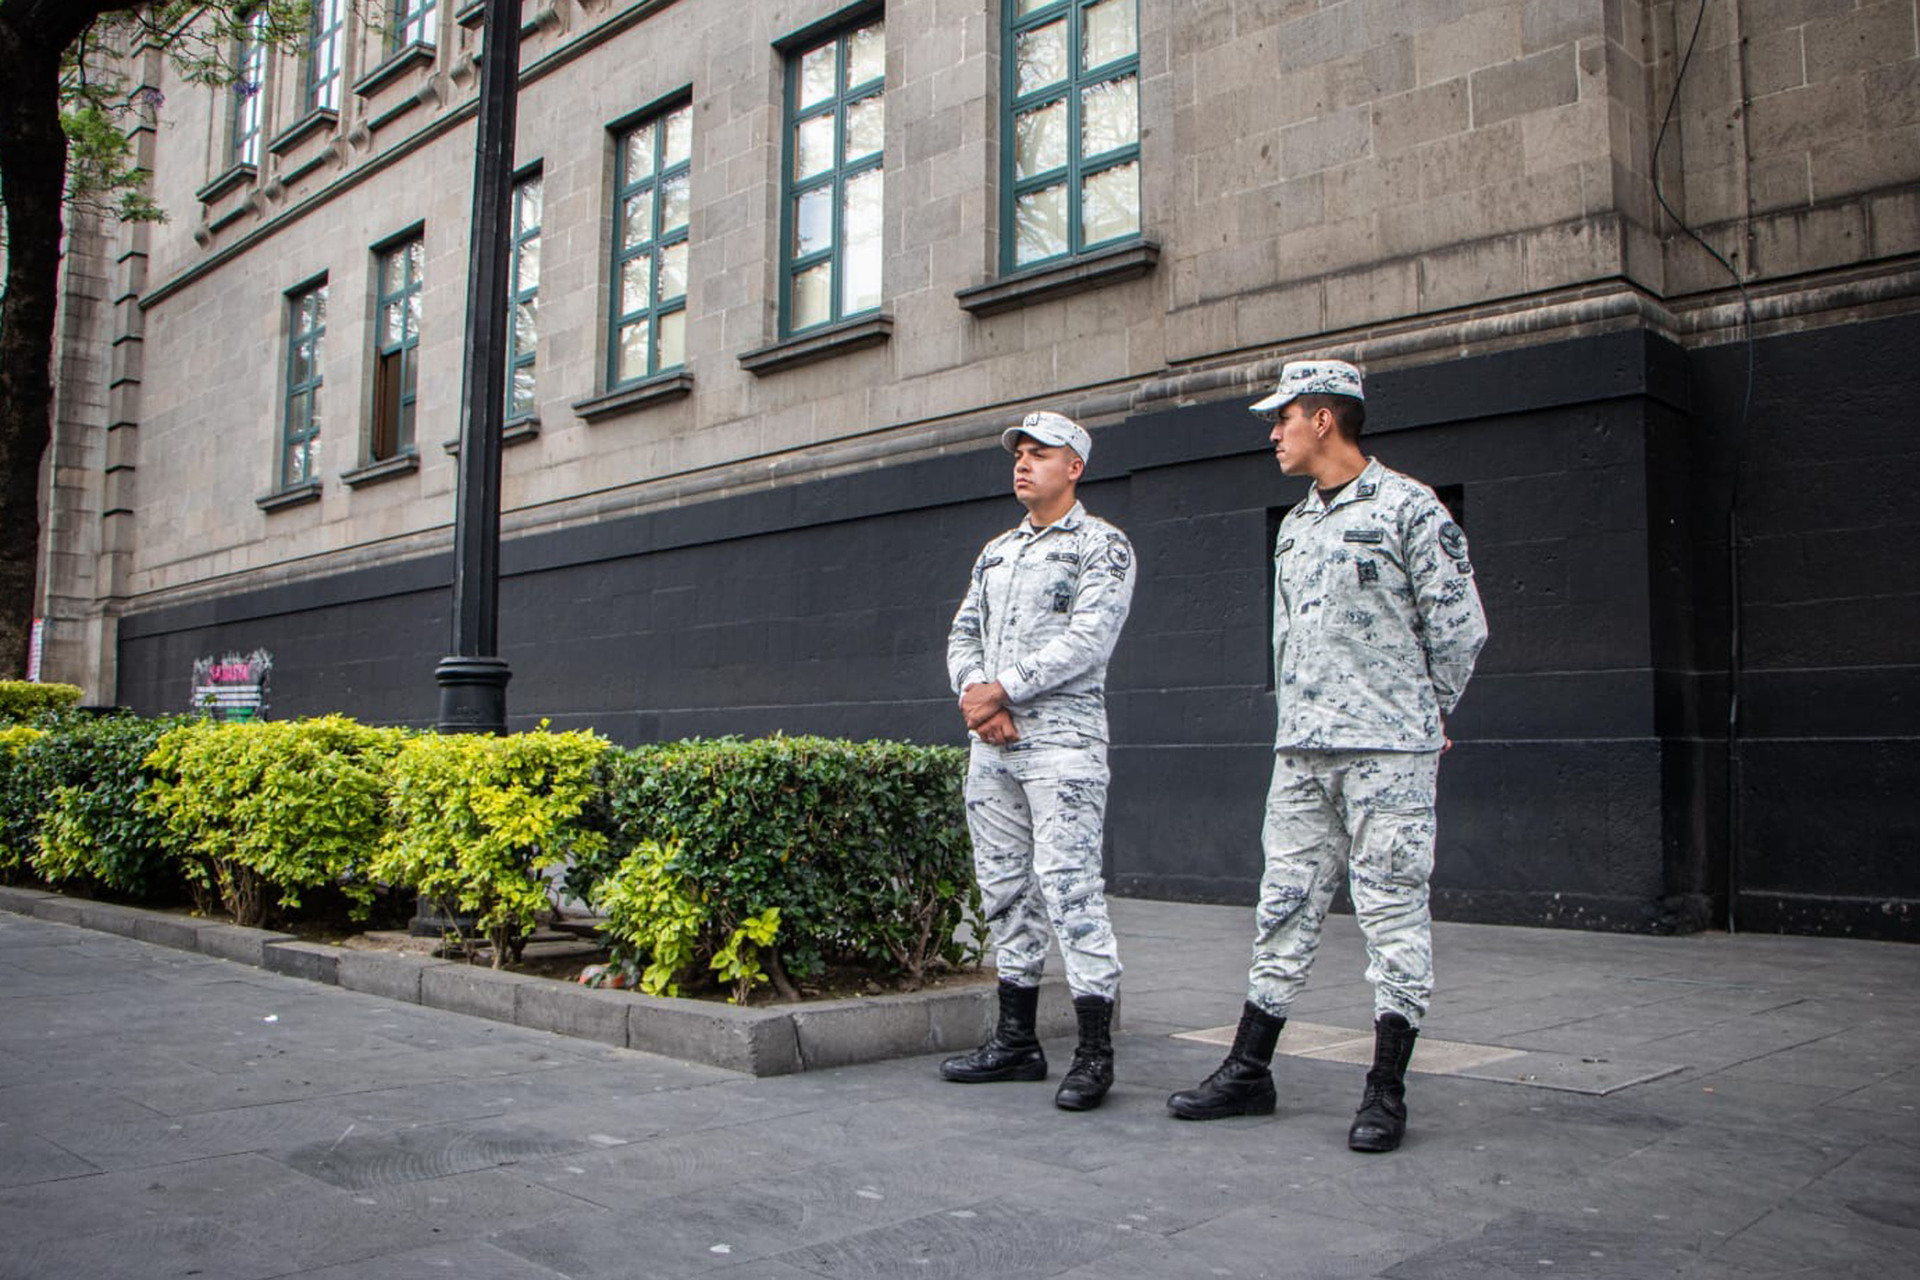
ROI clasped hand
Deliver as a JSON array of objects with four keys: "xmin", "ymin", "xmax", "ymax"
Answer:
[{"xmin": 960, "ymin": 681, "xmax": 1019, "ymax": 746}]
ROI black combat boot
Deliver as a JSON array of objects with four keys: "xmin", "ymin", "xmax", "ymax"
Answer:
[
  {"xmin": 1054, "ymin": 995, "xmax": 1116, "ymax": 1111},
  {"xmin": 941, "ymin": 979, "xmax": 1048, "ymax": 1082},
  {"xmin": 1167, "ymin": 1002, "xmax": 1285, "ymax": 1120},
  {"xmin": 1347, "ymin": 1011, "xmax": 1418, "ymax": 1152}
]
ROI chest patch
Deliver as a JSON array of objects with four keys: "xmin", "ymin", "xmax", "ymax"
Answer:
[
  {"xmin": 1356, "ymin": 559, "xmax": 1380, "ymax": 584},
  {"xmin": 1343, "ymin": 529, "xmax": 1384, "ymax": 544}
]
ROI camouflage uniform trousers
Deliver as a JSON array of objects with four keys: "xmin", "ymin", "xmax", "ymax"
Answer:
[
  {"xmin": 965, "ymin": 740, "xmax": 1122, "ymax": 1000},
  {"xmin": 1247, "ymin": 749, "xmax": 1439, "ymax": 1028}
]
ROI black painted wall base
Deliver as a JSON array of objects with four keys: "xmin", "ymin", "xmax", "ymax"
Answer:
[{"xmin": 114, "ymin": 316, "xmax": 1920, "ymax": 941}]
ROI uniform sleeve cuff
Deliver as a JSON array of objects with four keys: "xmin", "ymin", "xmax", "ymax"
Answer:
[{"xmin": 994, "ymin": 667, "xmax": 1031, "ymax": 705}]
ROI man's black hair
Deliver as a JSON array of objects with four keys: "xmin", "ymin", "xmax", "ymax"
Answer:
[{"xmin": 1295, "ymin": 393, "xmax": 1365, "ymax": 442}]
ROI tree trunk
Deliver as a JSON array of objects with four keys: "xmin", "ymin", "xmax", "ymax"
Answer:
[{"xmin": 0, "ymin": 9, "xmax": 86, "ymax": 679}]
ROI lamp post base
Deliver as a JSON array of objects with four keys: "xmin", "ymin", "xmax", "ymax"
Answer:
[{"xmin": 434, "ymin": 655, "xmax": 511, "ymax": 735}]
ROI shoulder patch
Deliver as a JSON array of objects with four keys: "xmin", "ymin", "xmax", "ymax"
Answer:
[
  {"xmin": 1103, "ymin": 534, "xmax": 1133, "ymax": 574},
  {"xmin": 1439, "ymin": 522, "xmax": 1468, "ymax": 560}
]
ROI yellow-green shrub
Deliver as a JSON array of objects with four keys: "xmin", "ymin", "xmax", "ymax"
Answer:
[
  {"xmin": 0, "ymin": 682, "xmax": 82, "ymax": 723},
  {"xmin": 593, "ymin": 837, "xmax": 781, "ymax": 1002},
  {"xmin": 0, "ymin": 724, "xmax": 47, "ymax": 881},
  {"xmin": 374, "ymin": 727, "xmax": 610, "ymax": 967},
  {"xmin": 146, "ymin": 716, "xmax": 410, "ymax": 925}
]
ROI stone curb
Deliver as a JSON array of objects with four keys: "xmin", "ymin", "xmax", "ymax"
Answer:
[{"xmin": 0, "ymin": 891, "xmax": 1075, "ymax": 1076}]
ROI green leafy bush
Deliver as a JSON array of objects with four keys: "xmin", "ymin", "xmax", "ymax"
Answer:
[
  {"xmin": 374, "ymin": 727, "xmax": 611, "ymax": 967},
  {"xmin": 592, "ymin": 836, "xmax": 782, "ymax": 1002},
  {"xmin": 0, "ymin": 724, "xmax": 47, "ymax": 883},
  {"xmin": 28, "ymin": 713, "xmax": 193, "ymax": 901},
  {"xmin": 585, "ymin": 736, "xmax": 981, "ymax": 990},
  {"xmin": 0, "ymin": 682, "xmax": 82, "ymax": 723},
  {"xmin": 146, "ymin": 716, "xmax": 410, "ymax": 926}
]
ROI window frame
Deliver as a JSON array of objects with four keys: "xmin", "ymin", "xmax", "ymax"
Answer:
[
  {"xmin": 507, "ymin": 168, "xmax": 542, "ymax": 423},
  {"xmin": 778, "ymin": 11, "xmax": 887, "ymax": 338},
  {"xmin": 280, "ymin": 278, "xmax": 328, "ymax": 492},
  {"xmin": 391, "ymin": 0, "xmax": 437, "ymax": 51},
  {"xmin": 606, "ymin": 99, "xmax": 693, "ymax": 390},
  {"xmin": 304, "ymin": 0, "xmax": 346, "ymax": 114},
  {"xmin": 370, "ymin": 233, "xmax": 424, "ymax": 462},
  {"xmin": 999, "ymin": 0, "xmax": 1142, "ymax": 275},
  {"xmin": 229, "ymin": 8, "xmax": 268, "ymax": 169}
]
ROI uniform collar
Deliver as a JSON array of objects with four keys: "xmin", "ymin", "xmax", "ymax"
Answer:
[
  {"xmin": 1019, "ymin": 499, "xmax": 1086, "ymax": 538},
  {"xmin": 1309, "ymin": 458, "xmax": 1384, "ymax": 513}
]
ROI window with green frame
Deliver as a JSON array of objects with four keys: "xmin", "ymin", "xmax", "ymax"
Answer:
[
  {"xmin": 508, "ymin": 172, "xmax": 541, "ymax": 420},
  {"xmin": 391, "ymin": 0, "xmax": 436, "ymax": 51},
  {"xmin": 371, "ymin": 235, "xmax": 423, "ymax": 461},
  {"xmin": 229, "ymin": 8, "xmax": 267, "ymax": 168},
  {"xmin": 608, "ymin": 102, "xmax": 691, "ymax": 386},
  {"xmin": 281, "ymin": 281, "xmax": 327, "ymax": 489},
  {"xmin": 1002, "ymin": 0, "xmax": 1140, "ymax": 272},
  {"xmin": 782, "ymin": 14, "xmax": 885, "ymax": 335},
  {"xmin": 305, "ymin": 0, "xmax": 345, "ymax": 113}
]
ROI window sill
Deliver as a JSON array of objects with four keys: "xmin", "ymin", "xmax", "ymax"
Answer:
[
  {"xmin": 738, "ymin": 314, "xmax": 892, "ymax": 376},
  {"xmin": 458, "ymin": 0, "xmax": 552, "ymax": 35},
  {"xmin": 268, "ymin": 108, "xmax": 337, "ymax": 156},
  {"xmin": 572, "ymin": 372, "xmax": 693, "ymax": 422},
  {"xmin": 955, "ymin": 240, "xmax": 1159, "ymax": 317},
  {"xmin": 195, "ymin": 163, "xmax": 256, "ymax": 206},
  {"xmin": 353, "ymin": 42, "xmax": 436, "ymax": 99},
  {"xmin": 255, "ymin": 481, "xmax": 321, "ymax": 513},
  {"xmin": 341, "ymin": 451, "xmax": 420, "ymax": 489},
  {"xmin": 442, "ymin": 417, "xmax": 541, "ymax": 454}
]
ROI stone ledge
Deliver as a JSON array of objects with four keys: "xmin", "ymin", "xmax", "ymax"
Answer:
[
  {"xmin": 955, "ymin": 241, "xmax": 1159, "ymax": 317},
  {"xmin": 199, "ymin": 923, "xmax": 298, "ymax": 966},
  {"xmin": 339, "ymin": 948, "xmax": 450, "ymax": 1002},
  {"xmin": 0, "ymin": 886, "xmax": 54, "ymax": 912},
  {"xmin": 0, "ymin": 892, "xmax": 1070, "ymax": 1078},
  {"xmin": 422, "ymin": 961, "xmax": 534, "ymax": 1022},
  {"xmin": 263, "ymin": 939, "xmax": 343, "ymax": 985}
]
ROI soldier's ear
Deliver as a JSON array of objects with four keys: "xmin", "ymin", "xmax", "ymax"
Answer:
[{"xmin": 1068, "ymin": 455, "xmax": 1085, "ymax": 481}]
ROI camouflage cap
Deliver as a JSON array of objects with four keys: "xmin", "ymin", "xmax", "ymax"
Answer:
[
  {"xmin": 1002, "ymin": 410, "xmax": 1092, "ymax": 464},
  {"xmin": 1250, "ymin": 359, "xmax": 1364, "ymax": 419}
]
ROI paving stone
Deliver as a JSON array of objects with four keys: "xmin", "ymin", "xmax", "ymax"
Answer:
[{"xmin": 2, "ymin": 900, "xmax": 1917, "ymax": 1278}]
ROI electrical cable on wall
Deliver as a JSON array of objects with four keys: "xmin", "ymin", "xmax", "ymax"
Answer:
[{"xmin": 1650, "ymin": 0, "xmax": 1757, "ymax": 934}]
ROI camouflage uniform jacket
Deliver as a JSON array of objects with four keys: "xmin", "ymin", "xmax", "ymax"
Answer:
[
  {"xmin": 1273, "ymin": 458, "xmax": 1487, "ymax": 752},
  {"xmin": 948, "ymin": 501, "xmax": 1135, "ymax": 747}
]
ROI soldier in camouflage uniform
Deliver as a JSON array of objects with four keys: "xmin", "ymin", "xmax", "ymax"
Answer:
[
  {"xmin": 1168, "ymin": 360, "xmax": 1487, "ymax": 1153},
  {"xmin": 942, "ymin": 410, "xmax": 1135, "ymax": 1112}
]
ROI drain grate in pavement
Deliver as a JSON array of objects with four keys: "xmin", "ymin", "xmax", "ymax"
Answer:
[{"xmin": 1172, "ymin": 1020, "xmax": 1686, "ymax": 1096}]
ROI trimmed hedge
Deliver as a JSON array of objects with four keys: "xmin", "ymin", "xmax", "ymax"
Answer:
[
  {"xmin": 0, "ymin": 681, "xmax": 82, "ymax": 723},
  {"xmin": 28, "ymin": 712, "xmax": 193, "ymax": 901},
  {"xmin": 579, "ymin": 735, "xmax": 981, "ymax": 989},
  {"xmin": 146, "ymin": 716, "xmax": 411, "ymax": 926},
  {"xmin": 0, "ymin": 711, "xmax": 979, "ymax": 1000},
  {"xmin": 0, "ymin": 724, "xmax": 47, "ymax": 882},
  {"xmin": 374, "ymin": 727, "xmax": 611, "ymax": 967}
]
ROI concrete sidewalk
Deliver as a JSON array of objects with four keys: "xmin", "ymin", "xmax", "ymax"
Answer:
[{"xmin": 3, "ymin": 896, "xmax": 1916, "ymax": 1278}]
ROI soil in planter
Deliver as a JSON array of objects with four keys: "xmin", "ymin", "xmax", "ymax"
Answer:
[{"xmin": 314, "ymin": 921, "xmax": 991, "ymax": 1006}]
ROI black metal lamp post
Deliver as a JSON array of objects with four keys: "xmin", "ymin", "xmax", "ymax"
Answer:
[
  {"xmin": 435, "ymin": 0, "xmax": 525, "ymax": 735},
  {"xmin": 415, "ymin": 0, "xmax": 524, "ymax": 935}
]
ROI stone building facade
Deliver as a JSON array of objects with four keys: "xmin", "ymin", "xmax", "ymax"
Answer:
[{"xmin": 36, "ymin": 0, "xmax": 1920, "ymax": 937}]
